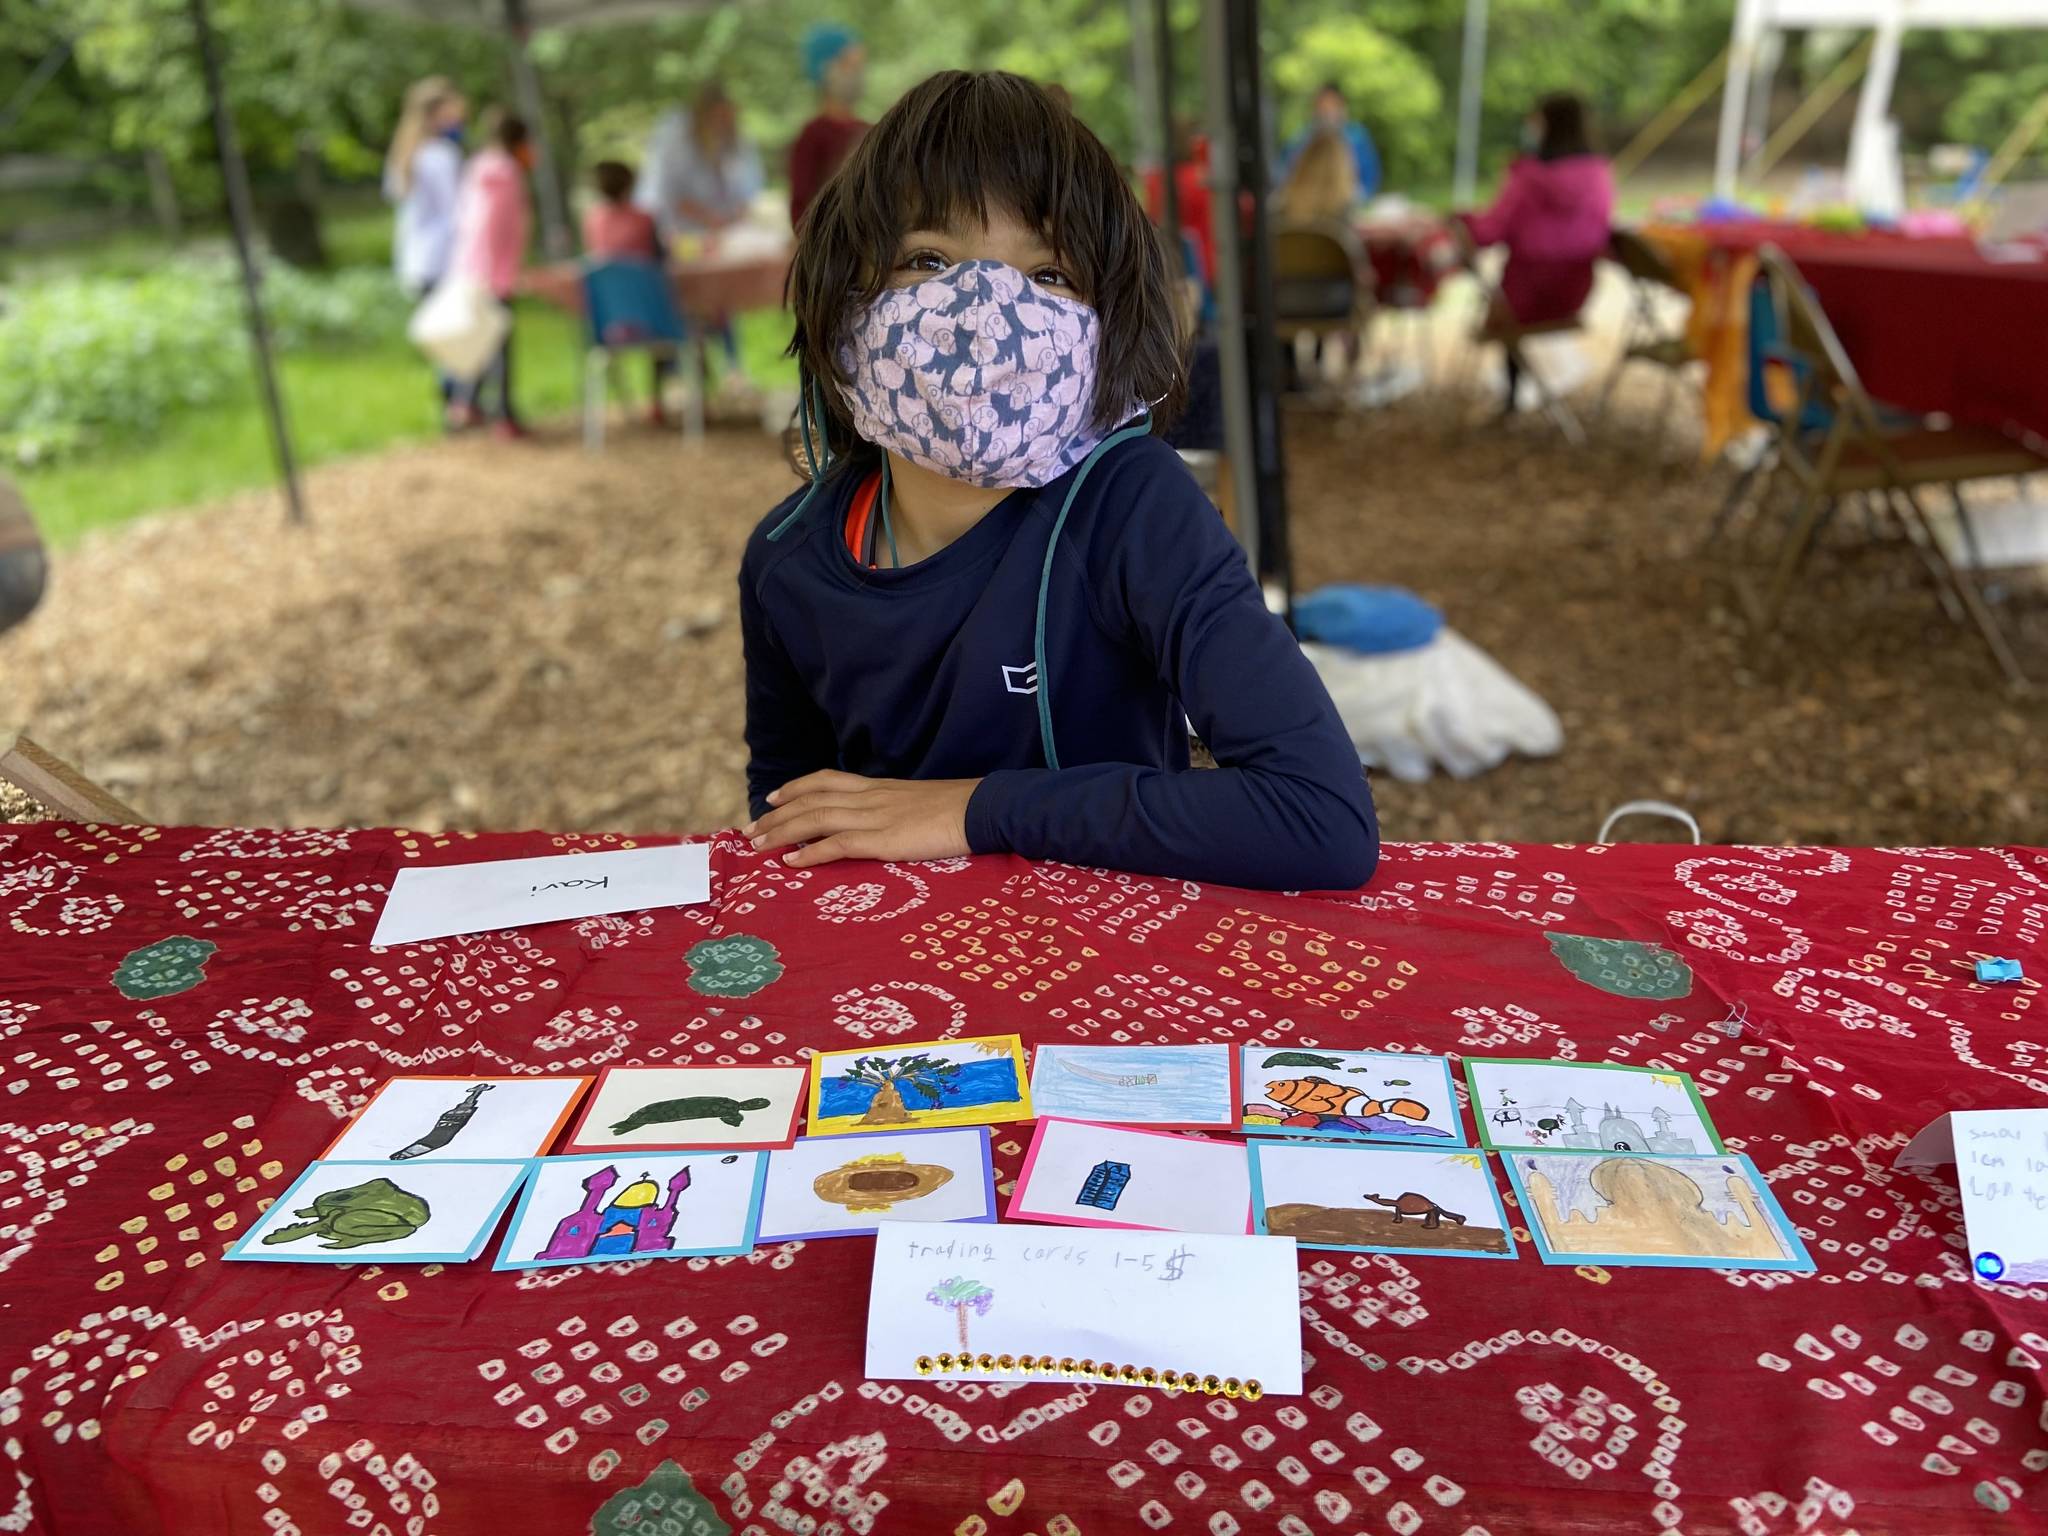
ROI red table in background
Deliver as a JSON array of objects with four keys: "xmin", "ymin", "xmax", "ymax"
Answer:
[
  {"xmin": 1355, "ymin": 214, "xmax": 1461, "ymax": 309},
  {"xmin": 5, "ymin": 826, "xmax": 2047, "ymax": 1533},
  {"xmin": 523, "ymin": 247, "xmax": 792, "ymax": 327}
]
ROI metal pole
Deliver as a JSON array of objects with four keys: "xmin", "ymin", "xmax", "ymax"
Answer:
[
  {"xmin": 1715, "ymin": 0, "xmax": 1765, "ymax": 199},
  {"xmin": 1154, "ymin": 0, "xmax": 1180, "ymax": 248},
  {"xmin": 503, "ymin": 0, "xmax": 573, "ymax": 259},
  {"xmin": 1128, "ymin": 0, "xmax": 1161, "ymax": 172},
  {"xmin": 1451, "ymin": 0, "xmax": 1488, "ymax": 207},
  {"xmin": 188, "ymin": 0, "xmax": 304, "ymax": 524},
  {"xmin": 1199, "ymin": 0, "xmax": 1256, "ymax": 587}
]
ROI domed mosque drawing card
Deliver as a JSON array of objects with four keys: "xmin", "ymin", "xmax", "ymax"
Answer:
[
  {"xmin": 493, "ymin": 1151, "xmax": 769, "ymax": 1270},
  {"xmin": 1462, "ymin": 1057, "xmax": 1723, "ymax": 1156}
]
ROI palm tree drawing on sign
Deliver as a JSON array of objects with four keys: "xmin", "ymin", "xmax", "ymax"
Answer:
[
  {"xmin": 927, "ymin": 1276, "xmax": 995, "ymax": 1353},
  {"xmin": 845, "ymin": 1052, "xmax": 962, "ymax": 1126}
]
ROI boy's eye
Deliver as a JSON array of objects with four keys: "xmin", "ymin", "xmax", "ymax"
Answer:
[
  {"xmin": 1030, "ymin": 266, "xmax": 1075, "ymax": 291},
  {"xmin": 899, "ymin": 249, "xmax": 950, "ymax": 275}
]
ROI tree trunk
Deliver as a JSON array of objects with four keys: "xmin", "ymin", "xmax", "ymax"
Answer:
[
  {"xmin": 143, "ymin": 149, "xmax": 182, "ymax": 244},
  {"xmin": 858, "ymin": 1081, "xmax": 912, "ymax": 1126}
]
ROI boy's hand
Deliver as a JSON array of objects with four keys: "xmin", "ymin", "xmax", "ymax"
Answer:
[{"xmin": 746, "ymin": 771, "xmax": 979, "ymax": 868}]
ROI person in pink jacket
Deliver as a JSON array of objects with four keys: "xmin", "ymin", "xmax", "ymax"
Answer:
[
  {"xmin": 452, "ymin": 111, "xmax": 534, "ymax": 438},
  {"xmin": 1456, "ymin": 93, "xmax": 1613, "ymax": 411}
]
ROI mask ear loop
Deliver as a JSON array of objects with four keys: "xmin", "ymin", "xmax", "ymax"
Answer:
[
  {"xmin": 1032, "ymin": 413, "xmax": 1154, "ymax": 769},
  {"xmin": 877, "ymin": 453, "xmax": 901, "ymax": 568},
  {"xmin": 767, "ymin": 371, "xmax": 836, "ymax": 541}
]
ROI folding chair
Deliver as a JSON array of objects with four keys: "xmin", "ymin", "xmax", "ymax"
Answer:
[
  {"xmin": 1594, "ymin": 229, "xmax": 1700, "ymax": 451},
  {"xmin": 579, "ymin": 259, "xmax": 693, "ymax": 450},
  {"xmin": 1463, "ymin": 252, "xmax": 1588, "ymax": 444},
  {"xmin": 1272, "ymin": 223, "xmax": 1375, "ymax": 401},
  {"xmin": 1740, "ymin": 245, "xmax": 2041, "ymax": 688}
]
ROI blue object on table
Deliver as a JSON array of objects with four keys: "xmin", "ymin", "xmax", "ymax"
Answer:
[
  {"xmin": 1975, "ymin": 957, "xmax": 2024, "ymax": 984},
  {"xmin": 1295, "ymin": 584, "xmax": 1445, "ymax": 656}
]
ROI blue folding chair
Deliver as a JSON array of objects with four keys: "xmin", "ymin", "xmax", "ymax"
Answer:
[{"xmin": 579, "ymin": 259, "xmax": 691, "ymax": 450}]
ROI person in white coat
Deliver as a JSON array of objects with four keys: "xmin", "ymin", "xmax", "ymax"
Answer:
[{"xmin": 385, "ymin": 76, "xmax": 471, "ymax": 423}]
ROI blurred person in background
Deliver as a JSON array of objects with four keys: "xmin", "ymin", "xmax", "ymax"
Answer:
[
  {"xmin": 451, "ymin": 110, "xmax": 534, "ymax": 440},
  {"xmin": 1277, "ymin": 129, "xmax": 1360, "ymax": 226},
  {"xmin": 637, "ymin": 82, "xmax": 763, "ymax": 392},
  {"xmin": 587, "ymin": 160, "xmax": 676, "ymax": 426},
  {"xmin": 384, "ymin": 76, "xmax": 470, "ymax": 425},
  {"xmin": 1282, "ymin": 84, "xmax": 1380, "ymax": 204},
  {"xmin": 789, "ymin": 23, "xmax": 868, "ymax": 228},
  {"xmin": 1454, "ymin": 92, "xmax": 1613, "ymax": 412}
]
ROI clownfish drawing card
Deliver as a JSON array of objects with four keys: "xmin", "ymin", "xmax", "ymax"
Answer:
[{"xmin": 1237, "ymin": 1048, "xmax": 1467, "ymax": 1147}]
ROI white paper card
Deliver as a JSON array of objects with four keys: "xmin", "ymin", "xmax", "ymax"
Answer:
[
  {"xmin": 1950, "ymin": 1109, "xmax": 2048, "ymax": 1286},
  {"xmin": 370, "ymin": 844, "xmax": 711, "ymax": 945},
  {"xmin": 865, "ymin": 1221, "xmax": 1304, "ymax": 1394},
  {"xmin": 1009, "ymin": 1119, "xmax": 1252, "ymax": 1234}
]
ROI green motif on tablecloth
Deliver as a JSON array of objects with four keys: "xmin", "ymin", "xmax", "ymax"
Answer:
[
  {"xmin": 112, "ymin": 935, "xmax": 219, "ymax": 1000},
  {"xmin": 1545, "ymin": 933, "xmax": 1693, "ymax": 1000},
  {"xmin": 590, "ymin": 1459, "xmax": 730, "ymax": 1536},
  {"xmin": 684, "ymin": 935, "xmax": 784, "ymax": 998}
]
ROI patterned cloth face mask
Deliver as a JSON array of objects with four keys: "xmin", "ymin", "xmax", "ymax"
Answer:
[{"xmin": 837, "ymin": 259, "xmax": 1126, "ymax": 489}]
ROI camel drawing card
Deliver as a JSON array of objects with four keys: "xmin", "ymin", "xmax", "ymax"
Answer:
[
  {"xmin": 1504, "ymin": 1148, "xmax": 1813, "ymax": 1271},
  {"xmin": 1027, "ymin": 1044, "xmax": 1238, "ymax": 1129},
  {"xmin": 560, "ymin": 1065, "xmax": 807, "ymax": 1153},
  {"xmin": 1249, "ymin": 1142, "xmax": 1516, "ymax": 1259},
  {"xmin": 758, "ymin": 1128, "xmax": 998, "ymax": 1242},
  {"xmin": 1238, "ymin": 1047, "xmax": 1466, "ymax": 1145},
  {"xmin": 1464, "ymin": 1057, "xmax": 1723, "ymax": 1155},
  {"xmin": 319, "ymin": 1075, "xmax": 592, "ymax": 1162},
  {"xmin": 805, "ymin": 1035, "xmax": 1033, "ymax": 1137},
  {"xmin": 494, "ymin": 1151, "xmax": 768, "ymax": 1270},
  {"xmin": 1006, "ymin": 1118, "xmax": 1254, "ymax": 1234},
  {"xmin": 226, "ymin": 1159, "xmax": 533, "ymax": 1265}
]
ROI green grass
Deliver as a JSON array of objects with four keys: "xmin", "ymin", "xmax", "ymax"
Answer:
[{"xmin": 18, "ymin": 299, "xmax": 797, "ymax": 547}]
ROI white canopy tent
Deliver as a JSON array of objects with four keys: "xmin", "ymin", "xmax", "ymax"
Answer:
[{"xmin": 1715, "ymin": 0, "xmax": 2048, "ymax": 212}]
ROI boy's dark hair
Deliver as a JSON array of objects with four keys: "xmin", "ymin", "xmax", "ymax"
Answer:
[
  {"xmin": 786, "ymin": 69, "xmax": 1186, "ymax": 478},
  {"xmin": 593, "ymin": 160, "xmax": 636, "ymax": 203},
  {"xmin": 1535, "ymin": 93, "xmax": 1594, "ymax": 161}
]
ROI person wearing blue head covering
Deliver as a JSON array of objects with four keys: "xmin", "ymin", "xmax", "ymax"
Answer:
[{"xmin": 790, "ymin": 22, "xmax": 868, "ymax": 227}]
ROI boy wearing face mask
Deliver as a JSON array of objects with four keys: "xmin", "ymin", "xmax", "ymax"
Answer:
[{"xmin": 739, "ymin": 71, "xmax": 1378, "ymax": 894}]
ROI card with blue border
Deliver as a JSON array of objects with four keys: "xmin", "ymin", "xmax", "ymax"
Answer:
[
  {"xmin": 1503, "ymin": 1147, "xmax": 1814, "ymax": 1271},
  {"xmin": 1249, "ymin": 1141, "xmax": 1516, "ymax": 1259},
  {"xmin": 493, "ymin": 1151, "xmax": 768, "ymax": 1270},
  {"xmin": 226, "ymin": 1159, "xmax": 531, "ymax": 1265}
]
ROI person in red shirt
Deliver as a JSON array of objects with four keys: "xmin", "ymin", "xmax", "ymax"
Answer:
[
  {"xmin": 789, "ymin": 23, "xmax": 868, "ymax": 227},
  {"xmin": 582, "ymin": 160, "xmax": 675, "ymax": 425}
]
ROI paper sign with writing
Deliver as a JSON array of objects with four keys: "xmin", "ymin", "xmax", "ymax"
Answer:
[
  {"xmin": 370, "ymin": 843, "xmax": 711, "ymax": 946},
  {"xmin": 865, "ymin": 1221, "xmax": 1304, "ymax": 1395},
  {"xmin": 1951, "ymin": 1109, "xmax": 2048, "ymax": 1286}
]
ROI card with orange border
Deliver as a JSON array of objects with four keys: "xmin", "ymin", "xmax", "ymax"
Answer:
[
  {"xmin": 320, "ymin": 1074, "xmax": 592, "ymax": 1163},
  {"xmin": 559, "ymin": 1065, "xmax": 809, "ymax": 1153}
]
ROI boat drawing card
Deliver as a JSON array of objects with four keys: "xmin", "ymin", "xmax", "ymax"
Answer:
[
  {"xmin": 758, "ymin": 1128, "xmax": 998, "ymax": 1242},
  {"xmin": 1503, "ymin": 1148, "xmax": 1814, "ymax": 1271},
  {"xmin": 1249, "ymin": 1142, "xmax": 1516, "ymax": 1259},
  {"xmin": 1027, "ymin": 1044, "xmax": 1237, "ymax": 1129},
  {"xmin": 1238, "ymin": 1047, "xmax": 1466, "ymax": 1145},
  {"xmin": 1464, "ymin": 1057, "xmax": 1723, "ymax": 1154},
  {"xmin": 225, "ymin": 1159, "xmax": 532, "ymax": 1265},
  {"xmin": 806, "ymin": 1035, "xmax": 1033, "ymax": 1136},
  {"xmin": 319, "ymin": 1075, "xmax": 592, "ymax": 1162},
  {"xmin": 494, "ymin": 1151, "xmax": 767, "ymax": 1270},
  {"xmin": 560, "ymin": 1065, "xmax": 807, "ymax": 1153},
  {"xmin": 1006, "ymin": 1118, "xmax": 1253, "ymax": 1234}
]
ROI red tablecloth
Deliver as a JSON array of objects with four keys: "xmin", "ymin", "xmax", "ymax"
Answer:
[
  {"xmin": 1792, "ymin": 242, "xmax": 2048, "ymax": 447},
  {"xmin": 5, "ymin": 826, "xmax": 2047, "ymax": 1534}
]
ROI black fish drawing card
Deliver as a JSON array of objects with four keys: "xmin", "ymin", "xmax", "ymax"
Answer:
[{"xmin": 319, "ymin": 1075, "xmax": 593, "ymax": 1162}]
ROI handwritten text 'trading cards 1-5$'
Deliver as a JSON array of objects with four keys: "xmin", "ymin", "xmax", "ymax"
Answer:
[{"xmin": 866, "ymin": 1221, "xmax": 1303, "ymax": 1394}]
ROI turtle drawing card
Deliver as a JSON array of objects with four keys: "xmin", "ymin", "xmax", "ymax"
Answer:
[
  {"xmin": 1006, "ymin": 1118, "xmax": 1253, "ymax": 1235},
  {"xmin": 1463, "ymin": 1058, "xmax": 1723, "ymax": 1155},
  {"xmin": 1027, "ymin": 1044, "xmax": 1238, "ymax": 1130},
  {"xmin": 758, "ymin": 1128, "xmax": 998, "ymax": 1242},
  {"xmin": 559, "ymin": 1065, "xmax": 807, "ymax": 1153},
  {"xmin": 319, "ymin": 1075, "xmax": 593, "ymax": 1162},
  {"xmin": 493, "ymin": 1151, "xmax": 768, "ymax": 1271},
  {"xmin": 225, "ymin": 1159, "xmax": 533, "ymax": 1265},
  {"xmin": 1248, "ymin": 1142, "xmax": 1516, "ymax": 1259},
  {"xmin": 1238, "ymin": 1047, "xmax": 1466, "ymax": 1146},
  {"xmin": 805, "ymin": 1035, "xmax": 1033, "ymax": 1137}
]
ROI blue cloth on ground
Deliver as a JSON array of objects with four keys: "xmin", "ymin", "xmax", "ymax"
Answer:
[{"xmin": 1295, "ymin": 584, "xmax": 1444, "ymax": 656}]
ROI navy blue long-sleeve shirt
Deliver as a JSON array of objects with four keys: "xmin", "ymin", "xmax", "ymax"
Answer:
[{"xmin": 739, "ymin": 433, "xmax": 1378, "ymax": 892}]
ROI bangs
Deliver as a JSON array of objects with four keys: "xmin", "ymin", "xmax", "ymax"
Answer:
[{"xmin": 787, "ymin": 70, "xmax": 1186, "ymax": 465}]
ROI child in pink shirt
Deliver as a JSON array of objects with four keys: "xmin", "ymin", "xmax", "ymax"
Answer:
[
  {"xmin": 452, "ymin": 111, "xmax": 533, "ymax": 438},
  {"xmin": 582, "ymin": 160, "xmax": 676, "ymax": 425}
]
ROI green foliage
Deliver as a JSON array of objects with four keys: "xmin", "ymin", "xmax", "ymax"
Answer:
[
  {"xmin": 0, "ymin": 256, "xmax": 402, "ymax": 466},
  {"xmin": 1269, "ymin": 19, "xmax": 1444, "ymax": 183},
  {"xmin": 1942, "ymin": 62, "xmax": 2048, "ymax": 151}
]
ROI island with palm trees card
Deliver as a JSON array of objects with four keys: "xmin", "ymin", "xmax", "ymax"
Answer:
[{"xmin": 805, "ymin": 1035, "xmax": 1034, "ymax": 1136}]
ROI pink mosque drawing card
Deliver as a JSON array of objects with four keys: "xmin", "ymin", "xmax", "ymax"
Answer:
[{"xmin": 493, "ymin": 1151, "xmax": 768, "ymax": 1270}]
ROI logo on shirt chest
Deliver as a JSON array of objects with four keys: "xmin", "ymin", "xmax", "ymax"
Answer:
[{"xmin": 1001, "ymin": 662, "xmax": 1039, "ymax": 696}]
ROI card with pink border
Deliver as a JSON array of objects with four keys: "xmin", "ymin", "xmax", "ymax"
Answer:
[{"xmin": 1005, "ymin": 1118, "xmax": 1253, "ymax": 1235}]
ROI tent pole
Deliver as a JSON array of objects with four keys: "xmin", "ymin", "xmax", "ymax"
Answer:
[
  {"xmin": 1201, "ymin": 0, "xmax": 1292, "ymax": 620},
  {"xmin": 1128, "ymin": 0, "xmax": 1162, "ymax": 173},
  {"xmin": 1845, "ymin": 1, "xmax": 1905, "ymax": 215},
  {"xmin": 188, "ymin": 0, "xmax": 304, "ymax": 525},
  {"xmin": 1452, "ymin": 0, "xmax": 1488, "ymax": 207},
  {"xmin": 1154, "ymin": 0, "xmax": 1180, "ymax": 244},
  {"xmin": 1715, "ymin": 0, "xmax": 1766, "ymax": 199},
  {"xmin": 503, "ymin": 0, "xmax": 574, "ymax": 259}
]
